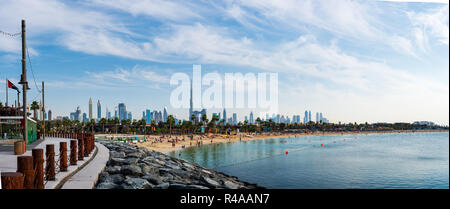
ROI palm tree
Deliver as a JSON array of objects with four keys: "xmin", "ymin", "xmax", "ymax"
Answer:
[
  {"xmin": 99, "ymin": 118, "xmax": 107, "ymax": 133},
  {"xmin": 167, "ymin": 115, "xmax": 175, "ymax": 134},
  {"xmin": 30, "ymin": 101, "xmax": 39, "ymax": 119}
]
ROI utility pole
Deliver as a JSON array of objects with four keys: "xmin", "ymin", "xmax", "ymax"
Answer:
[
  {"xmin": 18, "ymin": 20, "xmax": 28, "ymax": 143},
  {"xmin": 42, "ymin": 81, "xmax": 45, "ymax": 140}
]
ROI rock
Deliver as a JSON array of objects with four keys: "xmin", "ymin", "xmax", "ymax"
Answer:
[
  {"xmin": 201, "ymin": 176, "xmax": 221, "ymax": 187},
  {"xmin": 126, "ymin": 152, "xmax": 143, "ymax": 158},
  {"xmin": 99, "ymin": 171, "xmax": 109, "ymax": 179},
  {"xmin": 202, "ymin": 169, "xmax": 212, "ymax": 175},
  {"xmin": 123, "ymin": 157, "xmax": 138, "ymax": 165},
  {"xmin": 186, "ymin": 185, "xmax": 210, "ymax": 189},
  {"xmin": 166, "ymin": 163, "xmax": 181, "ymax": 170},
  {"xmin": 223, "ymin": 180, "xmax": 240, "ymax": 189},
  {"xmin": 154, "ymin": 182, "xmax": 169, "ymax": 189},
  {"xmin": 101, "ymin": 174, "xmax": 125, "ymax": 184},
  {"xmin": 183, "ymin": 162, "xmax": 195, "ymax": 170},
  {"xmin": 105, "ymin": 166, "xmax": 121, "ymax": 174},
  {"xmin": 108, "ymin": 158, "xmax": 126, "ymax": 166},
  {"xmin": 121, "ymin": 178, "xmax": 153, "ymax": 189},
  {"xmin": 96, "ymin": 182, "xmax": 119, "ymax": 189},
  {"xmin": 110, "ymin": 151, "xmax": 125, "ymax": 158},
  {"xmin": 121, "ymin": 165, "xmax": 143, "ymax": 176},
  {"xmin": 142, "ymin": 166, "xmax": 158, "ymax": 175},
  {"xmin": 142, "ymin": 175, "xmax": 163, "ymax": 185}
]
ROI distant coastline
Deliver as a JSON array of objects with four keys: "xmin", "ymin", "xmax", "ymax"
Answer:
[{"xmin": 96, "ymin": 129, "xmax": 448, "ymax": 154}]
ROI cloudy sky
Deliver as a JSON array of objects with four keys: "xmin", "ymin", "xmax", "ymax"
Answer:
[{"xmin": 0, "ymin": 0, "xmax": 448, "ymax": 125}]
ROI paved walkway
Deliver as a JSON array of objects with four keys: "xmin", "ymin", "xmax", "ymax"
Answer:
[
  {"xmin": 61, "ymin": 142, "xmax": 109, "ymax": 189},
  {"xmin": 0, "ymin": 137, "xmax": 109, "ymax": 189}
]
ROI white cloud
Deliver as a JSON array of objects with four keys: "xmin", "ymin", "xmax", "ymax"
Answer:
[
  {"xmin": 89, "ymin": 0, "xmax": 201, "ymax": 21},
  {"xmin": 408, "ymin": 4, "xmax": 449, "ymax": 46}
]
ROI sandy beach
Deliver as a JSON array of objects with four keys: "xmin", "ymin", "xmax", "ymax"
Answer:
[{"xmin": 96, "ymin": 129, "xmax": 447, "ymax": 154}]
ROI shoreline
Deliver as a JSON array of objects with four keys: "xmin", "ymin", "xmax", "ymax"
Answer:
[{"xmin": 97, "ymin": 129, "xmax": 448, "ymax": 154}]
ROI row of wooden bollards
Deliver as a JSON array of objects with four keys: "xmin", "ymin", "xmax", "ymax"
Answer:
[{"xmin": 1, "ymin": 133, "xmax": 95, "ymax": 189}]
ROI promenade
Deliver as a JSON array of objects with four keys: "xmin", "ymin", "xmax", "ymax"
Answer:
[{"xmin": 0, "ymin": 137, "xmax": 108, "ymax": 189}]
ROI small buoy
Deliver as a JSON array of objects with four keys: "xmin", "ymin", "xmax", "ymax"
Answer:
[
  {"xmin": 344, "ymin": 139, "xmax": 346, "ymax": 142},
  {"xmin": 321, "ymin": 144, "xmax": 323, "ymax": 147},
  {"xmin": 285, "ymin": 150, "xmax": 288, "ymax": 155}
]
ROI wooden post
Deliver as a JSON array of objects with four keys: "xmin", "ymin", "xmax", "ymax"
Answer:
[
  {"xmin": 70, "ymin": 140, "xmax": 77, "ymax": 165},
  {"xmin": 77, "ymin": 138, "xmax": 84, "ymax": 161},
  {"xmin": 14, "ymin": 140, "xmax": 25, "ymax": 155},
  {"xmin": 45, "ymin": 144, "xmax": 55, "ymax": 180},
  {"xmin": 32, "ymin": 149, "xmax": 44, "ymax": 189},
  {"xmin": 17, "ymin": 156, "xmax": 35, "ymax": 189},
  {"xmin": 1, "ymin": 172, "xmax": 24, "ymax": 189},
  {"xmin": 59, "ymin": 142, "xmax": 68, "ymax": 171}
]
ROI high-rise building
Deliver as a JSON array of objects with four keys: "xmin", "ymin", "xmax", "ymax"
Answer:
[
  {"xmin": 163, "ymin": 106, "xmax": 168, "ymax": 122},
  {"xmin": 232, "ymin": 113, "xmax": 237, "ymax": 125},
  {"xmin": 320, "ymin": 113, "xmax": 323, "ymax": 123},
  {"xmin": 89, "ymin": 98, "xmax": 93, "ymax": 120},
  {"xmin": 308, "ymin": 111, "xmax": 312, "ymax": 123},
  {"xmin": 97, "ymin": 100, "xmax": 101, "ymax": 119},
  {"xmin": 142, "ymin": 111, "xmax": 145, "ymax": 120},
  {"xmin": 127, "ymin": 112, "xmax": 132, "ymax": 121},
  {"xmin": 189, "ymin": 79, "xmax": 193, "ymax": 121},
  {"xmin": 83, "ymin": 113, "xmax": 88, "ymax": 123},
  {"xmin": 316, "ymin": 112, "xmax": 319, "ymax": 123},
  {"xmin": 250, "ymin": 112, "xmax": 254, "ymax": 124},
  {"xmin": 244, "ymin": 116, "xmax": 248, "ymax": 122},
  {"xmin": 48, "ymin": 110, "xmax": 52, "ymax": 121},
  {"xmin": 146, "ymin": 109, "xmax": 151, "ymax": 124},
  {"xmin": 118, "ymin": 103, "xmax": 126, "ymax": 121},
  {"xmin": 223, "ymin": 109, "xmax": 227, "ymax": 124}
]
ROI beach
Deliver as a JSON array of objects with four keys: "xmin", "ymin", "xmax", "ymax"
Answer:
[{"xmin": 96, "ymin": 129, "xmax": 447, "ymax": 153}]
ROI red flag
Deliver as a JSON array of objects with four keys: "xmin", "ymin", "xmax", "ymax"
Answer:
[{"xmin": 7, "ymin": 80, "xmax": 20, "ymax": 92}]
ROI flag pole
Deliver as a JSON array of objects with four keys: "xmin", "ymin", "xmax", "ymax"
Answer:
[{"xmin": 6, "ymin": 78, "xmax": 8, "ymax": 107}]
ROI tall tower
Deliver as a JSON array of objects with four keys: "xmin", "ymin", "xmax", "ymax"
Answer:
[
  {"xmin": 189, "ymin": 79, "xmax": 193, "ymax": 121},
  {"xmin": 89, "ymin": 98, "xmax": 93, "ymax": 121},
  {"xmin": 223, "ymin": 109, "xmax": 227, "ymax": 124},
  {"xmin": 97, "ymin": 100, "xmax": 101, "ymax": 119},
  {"xmin": 163, "ymin": 106, "xmax": 168, "ymax": 122}
]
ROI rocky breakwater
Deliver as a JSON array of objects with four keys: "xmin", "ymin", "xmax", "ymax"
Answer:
[{"xmin": 95, "ymin": 141, "xmax": 263, "ymax": 189}]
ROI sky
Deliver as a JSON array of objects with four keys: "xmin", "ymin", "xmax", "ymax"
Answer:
[{"xmin": 0, "ymin": 0, "xmax": 448, "ymax": 125}]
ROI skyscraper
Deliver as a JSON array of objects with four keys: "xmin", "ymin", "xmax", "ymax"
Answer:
[
  {"xmin": 83, "ymin": 113, "xmax": 88, "ymax": 123},
  {"xmin": 48, "ymin": 110, "xmax": 52, "ymax": 121},
  {"xmin": 118, "ymin": 103, "xmax": 126, "ymax": 121},
  {"xmin": 232, "ymin": 113, "xmax": 237, "ymax": 125},
  {"xmin": 308, "ymin": 111, "xmax": 312, "ymax": 123},
  {"xmin": 189, "ymin": 79, "xmax": 193, "ymax": 121},
  {"xmin": 316, "ymin": 112, "xmax": 319, "ymax": 123},
  {"xmin": 146, "ymin": 109, "xmax": 151, "ymax": 124},
  {"xmin": 163, "ymin": 106, "xmax": 168, "ymax": 122},
  {"xmin": 223, "ymin": 109, "xmax": 227, "ymax": 124},
  {"xmin": 89, "ymin": 98, "xmax": 93, "ymax": 121},
  {"xmin": 127, "ymin": 112, "xmax": 132, "ymax": 121},
  {"xmin": 97, "ymin": 100, "xmax": 101, "ymax": 119},
  {"xmin": 250, "ymin": 112, "xmax": 254, "ymax": 124}
]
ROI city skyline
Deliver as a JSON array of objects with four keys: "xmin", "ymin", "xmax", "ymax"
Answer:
[{"xmin": 0, "ymin": 0, "xmax": 448, "ymax": 125}]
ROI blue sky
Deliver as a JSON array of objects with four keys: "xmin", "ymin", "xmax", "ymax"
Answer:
[{"xmin": 0, "ymin": 0, "xmax": 448, "ymax": 125}]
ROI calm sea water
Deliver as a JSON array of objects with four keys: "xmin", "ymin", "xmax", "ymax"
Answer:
[{"xmin": 169, "ymin": 132, "xmax": 449, "ymax": 189}]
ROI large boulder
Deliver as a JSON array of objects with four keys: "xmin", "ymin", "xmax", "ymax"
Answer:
[
  {"xmin": 121, "ymin": 165, "xmax": 143, "ymax": 176},
  {"xmin": 96, "ymin": 182, "xmax": 120, "ymax": 189},
  {"xmin": 121, "ymin": 178, "xmax": 153, "ymax": 189}
]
